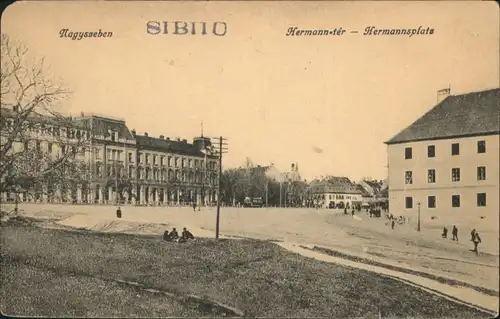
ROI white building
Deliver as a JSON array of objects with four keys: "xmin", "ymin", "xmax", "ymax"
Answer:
[
  {"xmin": 385, "ymin": 88, "xmax": 500, "ymax": 222},
  {"xmin": 309, "ymin": 176, "xmax": 363, "ymax": 209}
]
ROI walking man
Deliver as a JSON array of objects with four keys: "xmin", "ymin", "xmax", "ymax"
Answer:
[
  {"xmin": 452, "ymin": 225, "xmax": 458, "ymax": 241},
  {"xmin": 472, "ymin": 231, "xmax": 482, "ymax": 255},
  {"xmin": 470, "ymin": 229, "xmax": 476, "ymax": 242},
  {"xmin": 116, "ymin": 206, "xmax": 122, "ymax": 219}
]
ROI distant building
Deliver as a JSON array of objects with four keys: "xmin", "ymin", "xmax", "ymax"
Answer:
[
  {"xmin": 309, "ymin": 176, "xmax": 362, "ymax": 209},
  {"xmin": 385, "ymin": 88, "xmax": 499, "ymax": 220},
  {"xmin": 359, "ymin": 179, "xmax": 389, "ymax": 207}
]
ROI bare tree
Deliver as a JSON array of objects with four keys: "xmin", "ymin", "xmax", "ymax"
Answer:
[{"xmin": 0, "ymin": 33, "xmax": 87, "ymax": 198}]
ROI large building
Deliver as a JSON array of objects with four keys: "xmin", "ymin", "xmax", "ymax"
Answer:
[
  {"xmin": 309, "ymin": 176, "xmax": 363, "ymax": 209},
  {"xmin": 1, "ymin": 108, "xmax": 219, "ymax": 206},
  {"xmin": 385, "ymin": 88, "xmax": 500, "ymax": 220}
]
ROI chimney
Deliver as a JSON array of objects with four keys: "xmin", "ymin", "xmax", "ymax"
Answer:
[
  {"xmin": 131, "ymin": 129, "xmax": 136, "ymax": 136},
  {"xmin": 145, "ymin": 132, "xmax": 148, "ymax": 137},
  {"xmin": 182, "ymin": 139, "xmax": 187, "ymax": 143},
  {"xmin": 160, "ymin": 135, "xmax": 164, "ymax": 139},
  {"xmin": 176, "ymin": 137, "xmax": 181, "ymax": 142},
  {"xmin": 166, "ymin": 137, "xmax": 170, "ymax": 141}
]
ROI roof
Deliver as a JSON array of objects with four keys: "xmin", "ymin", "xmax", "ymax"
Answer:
[
  {"xmin": 385, "ymin": 88, "xmax": 500, "ymax": 145},
  {"xmin": 310, "ymin": 176, "xmax": 362, "ymax": 195},
  {"xmin": 1, "ymin": 107, "xmax": 84, "ymax": 128},
  {"xmin": 135, "ymin": 135, "xmax": 214, "ymax": 157},
  {"xmin": 356, "ymin": 184, "xmax": 372, "ymax": 197},
  {"xmin": 73, "ymin": 116, "xmax": 134, "ymax": 140}
]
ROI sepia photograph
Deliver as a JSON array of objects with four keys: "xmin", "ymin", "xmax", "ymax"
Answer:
[{"xmin": 0, "ymin": 1, "xmax": 499, "ymax": 318}]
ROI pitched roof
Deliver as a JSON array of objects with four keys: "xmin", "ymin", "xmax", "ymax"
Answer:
[
  {"xmin": 135, "ymin": 135, "xmax": 213, "ymax": 157},
  {"xmin": 74, "ymin": 116, "xmax": 134, "ymax": 139},
  {"xmin": 356, "ymin": 184, "xmax": 372, "ymax": 197},
  {"xmin": 385, "ymin": 88, "xmax": 500, "ymax": 145},
  {"xmin": 310, "ymin": 176, "xmax": 362, "ymax": 194}
]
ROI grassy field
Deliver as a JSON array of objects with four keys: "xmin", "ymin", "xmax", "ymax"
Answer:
[{"xmin": 0, "ymin": 218, "xmax": 492, "ymax": 318}]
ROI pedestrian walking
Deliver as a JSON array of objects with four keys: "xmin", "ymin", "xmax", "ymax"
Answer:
[
  {"xmin": 192, "ymin": 201, "xmax": 197, "ymax": 212},
  {"xmin": 470, "ymin": 229, "xmax": 476, "ymax": 242},
  {"xmin": 452, "ymin": 225, "xmax": 458, "ymax": 241},
  {"xmin": 116, "ymin": 206, "xmax": 122, "ymax": 219},
  {"xmin": 472, "ymin": 232, "xmax": 482, "ymax": 255},
  {"xmin": 391, "ymin": 219, "xmax": 395, "ymax": 230},
  {"xmin": 441, "ymin": 227, "xmax": 448, "ymax": 239}
]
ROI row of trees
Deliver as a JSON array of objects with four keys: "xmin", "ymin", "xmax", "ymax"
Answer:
[{"xmin": 219, "ymin": 158, "xmax": 309, "ymax": 207}]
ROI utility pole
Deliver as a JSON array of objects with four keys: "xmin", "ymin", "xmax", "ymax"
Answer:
[
  {"xmin": 212, "ymin": 136, "xmax": 228, "ymax": 239},
  {"xmin": 417, "ymin": 202, "xmax": 421, "ymax": 232}
]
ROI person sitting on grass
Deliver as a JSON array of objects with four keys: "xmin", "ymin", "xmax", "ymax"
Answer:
[
  {"xmin": 182, "ymin": 227, "xmax": 195, "ymax": 240},
  {"xmin": 169, "ymin": 228, "xmax": 179, "ymax": 240},
  {"xmin": 163, "ymin": 230, "xmax": 171, "ymax": 242}
]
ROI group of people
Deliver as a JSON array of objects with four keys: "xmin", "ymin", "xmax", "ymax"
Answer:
[
  {"xmin": 442, "ymin": 226, "xmax": 482, "ymax": 255},
  {"xmin": 441, "ymin": 225, "xmax": 459, "ymax": 240},
  {"xmin": 163, "ymin": 227, "xmax": 195, "ymax": 243}
]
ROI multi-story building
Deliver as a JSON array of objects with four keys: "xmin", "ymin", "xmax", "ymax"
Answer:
[
  {"xmin": 1, "ymin": 108, "xmax": 219, "ymax": 206},
  {"xmin": 385, "ymin": 88, "xmax": 500, "ymax": 220},
  {"xmin": 309, "ymin": 176, "xmax": 363, "ymax": 209}
]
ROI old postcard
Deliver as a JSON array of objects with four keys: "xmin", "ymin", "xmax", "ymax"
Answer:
[{"xmin": 0, "ymin": 1, "xmax": 498, "ymax": 318}]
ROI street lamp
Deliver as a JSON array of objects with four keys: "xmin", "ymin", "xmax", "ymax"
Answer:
[{"xmin": 417, "ymin": 202, "xmax": 421, "ymax": 232}]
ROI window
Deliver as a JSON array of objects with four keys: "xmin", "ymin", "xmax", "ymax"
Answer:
[
  {"xmin": 48, "ymin": 143, "xmax": 53, "ymax": 153},
  {"xmin": 405, "ymin": 171, "xmax": 413, "ymax": 184},
  {"xmin": 61, "ymin": 145, "xmax": 66, "ymax": 154},
  {"xmin": 146, "ymin": 154, "xmax": 150, "ymax": 164},
  {"xmin": 451, "ymin": 143, "xmax": 460, "ymax": 156},
  {"xmin": 129, "ymin": 167, "xmax": 133, "ymax": 179},
  {"xmin": 128, "ymin": 153, "xmax": 133, "ymax": 163},
  {"xmin": 477, "ymin": 193, "xmax": 486, "ymax": 207},
  {"xmin": 428, "ymin": 169, "xmax": 436, "ymax": 183},
  {"xmin": 428, "ymin": 196, "xmax": 436, "ymax": 208},
  {"xmin": 24, "ymin": 141, "xmax": 29, "ymax": 151},
  {"xmin": 36, "ymin": 141, "xmax": 41, "ymax": 152},
  {"xmin": 477, "ymin": 140, "xmax": 486, "ymax": 153},
  {"xmin": 405, "ymin": 147, "xmax": 412, "ymax": 159},
  {"xmin": 108, "ymin": 150, "xmax": 112, "ymax": 160},
  {"xmin": 427, "ymin": 145, "xmax": 435, "ymax": 158},
  {"xmin": 161, "ymin": 156, "xmax": 165, "ymax": 166},
  {"xmin": 452, "ymin": 168, "xmax": 460, "ymax": 182},
  {"xmin": 405, "ymin": 197, "xmax": 413, "ymax": 209},
  {"xmin": 452, "ymin": 195, "xmax": 460, "ymax": 208},
  {"xmin": 477, "ymin": 166, "xmax": 486, "ymax": 181}
]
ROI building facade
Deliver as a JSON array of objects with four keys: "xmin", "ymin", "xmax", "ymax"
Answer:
[
  {"xmin": 309, "ymin": 176, "xmax": 363, "ymax": 209},
  {"xmin": 1, "ymin": 109, "xmax": 219, "ymax": 206},
  {"xmin": 385, "ymin": 88, "xmax": 500, "ymax": 220}
]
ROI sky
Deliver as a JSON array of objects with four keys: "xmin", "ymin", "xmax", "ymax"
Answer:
[{"xmin": 2, "ymin": 1, "xmax": 498, "ymax": 182}]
